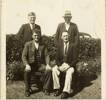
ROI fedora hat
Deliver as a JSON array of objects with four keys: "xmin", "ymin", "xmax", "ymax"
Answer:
[{"xmin": 63, "ymin": 10, "xmax": 72, "ymax": 18}]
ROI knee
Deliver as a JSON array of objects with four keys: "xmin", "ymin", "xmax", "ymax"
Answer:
[
  {"xmin": 67, "ymin": 67, "xmax": 74, "ymax": 74},
  {"xmin": 52, "ymin": 65, "xmax": 58, "ymax": 72},
  {"xmin": 24, "ymin": 70, "xmax": 31, "ymax": 74},
  {"xmin": 45, "ymin": 69, "xmax": 52, "ymax": 74}
]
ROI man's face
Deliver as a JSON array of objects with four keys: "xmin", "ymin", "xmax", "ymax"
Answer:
[
  {"xmin": 28, "ymin": 15, "xmax": 36, "ymax": 24},
  {"xmin": 32, "ymin": 32, "xmax": 40, "ymax": 42},
  {"xmin": 61, "ymin": 32, "xmax": 69, "ymax": 43},
  {"xmin": 64, "ymin": 17, "xmax": 71, "ymax": 24}
]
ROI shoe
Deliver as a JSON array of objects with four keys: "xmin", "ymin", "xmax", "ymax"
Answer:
[
  {"xmin": 25, "ymin": 91, "xmax": 30, "ymax": 97},
  {"xmin": 29, "ymin": 88, "xmax": 33, "ymax": 93},
  {"xmin": 43, "ymin": 89, "xmax": 50, "ymax": 95},
  {"xmin": 70, "ymin": 89, "xmax": 73, "ymax": 94},
  {"xmin": 54, "ymin": 89, "xmax": 61, "ymax": 96},
  {"xmin": 61, "ymin": 92, "xmax": 69, "ymax": 99}
]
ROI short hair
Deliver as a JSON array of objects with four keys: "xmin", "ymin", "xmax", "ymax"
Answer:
[
  {"xmin": 28, "ymin": 12, "xmax": 36, "ymax": 17},
  {"xmin": 32, "ymin": 29, "xmax": 41, "ymax": 36},
  {"xmin": 61, "ymin": 31, "xmax": 69, "ymax": 36}
]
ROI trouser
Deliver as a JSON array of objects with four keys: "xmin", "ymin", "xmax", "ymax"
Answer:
[
  {"xmin": 52, "ymin": 65, "xmax": 74, "ymax": 94},
  {"xmin": 24, "ymin": 64, "xmax": 52, "ymax": 91}
]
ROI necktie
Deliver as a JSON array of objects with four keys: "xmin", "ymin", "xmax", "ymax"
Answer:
[{"xmin": 65, "ymin": 43, "xmax": 68, "ymax": 55}]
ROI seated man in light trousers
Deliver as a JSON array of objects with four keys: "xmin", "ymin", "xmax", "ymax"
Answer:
[{"xmin": 52, "ymin": 31, "xmax": 78, "ymax": 99}]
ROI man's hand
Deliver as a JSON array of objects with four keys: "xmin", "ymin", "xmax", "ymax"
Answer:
[
  {"xmin": 46, "ymin": 64, "xmax": 52, "ymax": 70},
  {"xmin": 25, "ymin": 64, "xmax": 31, "ymax": 71},
  {"xmin": 59, "ymin": 63, "xmax": 70, "ymax": 72}
]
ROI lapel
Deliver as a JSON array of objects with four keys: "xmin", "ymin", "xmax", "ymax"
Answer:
[
  {"xmin": 30, "ymin": 40, "xmax": 36, "ymax": 52},
  {"xmin": 63, "ymin": 23, "xmax": 67, "ymax": 31},
  {"xmin": 67, "ymin": 43, "xmax": 73, "ymax": 56},
  {"xmin": 60, "ymin": 41, "xmax": 65, "ymax": 56},
  {"xmin": 30, "ymin": 41, "xmax": 43, "ymax": 57},
  {"xmin": 27, "ymin": 23, "xmax": 32, "ymax": 33},
  {"xmin": 68, "ymin": 22, "xmax": 72, "ymax": 32},
  {"xmin": 63, "ymin": 22, "xmax": 72, "ymax": 32},
  {"xmin": 39, "ymin": 45, "xmax": 44, "ymax": 56}
]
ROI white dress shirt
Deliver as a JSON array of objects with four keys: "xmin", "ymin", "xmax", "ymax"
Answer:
[
  {"xmin": 65, "ymin": 23, "xmax": 70, "ymax": 31},
  {"xmin": 34, "ymin": 42, "xmax": 39, "ymax": 50},
  {"xmin": 30, "ymin": 23, "xmax": 35, "ymax": 30}
]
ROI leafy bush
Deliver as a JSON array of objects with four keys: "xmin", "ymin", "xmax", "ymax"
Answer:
[
  {"xmin": 6, "ymin": 34, "xmax": 23, "ymax": 63},
  {"xmin": 79, "ymin": 38, "xmax": 101, "ymax": 60},
  {"xmin": 6, "ymin": 34, "xmax": 101, "ymax": 80},
  {"xmin": 6, "ymin": 61, "xmax": 24, "ymax": 80},
  {"xmin": 76, "ymin": 57, "xmax": 101, "ymax": 76}
]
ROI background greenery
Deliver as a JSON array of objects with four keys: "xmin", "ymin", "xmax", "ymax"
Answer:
[{"xmin": 6, "ymin": 33, "xmax": 101, "ymax": 80}]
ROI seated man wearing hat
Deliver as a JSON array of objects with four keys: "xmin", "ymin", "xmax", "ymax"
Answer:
[
  {"xmin": 55, "ymin": 10, "xmax": 79, "ymax": 49},
  {"xmin": 16, "ymin": 12, "xmax": 41, "ymax": 45},
  {"xmin": 22, "ymin": 29, "xmax": 52, "ymax": 97}
]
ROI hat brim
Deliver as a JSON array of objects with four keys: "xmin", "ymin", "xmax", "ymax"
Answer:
[{"xmin": 63, "ymin": 15, "xmax": 72, "ymax": 18}]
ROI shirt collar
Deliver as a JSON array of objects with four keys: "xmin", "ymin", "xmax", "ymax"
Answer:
[
  {"xmin": 33, "ymin": 41, "xmax": 39, "ymax": 49},
  {"xmin": 64, "ymin": 41, "xmax": 69, "ymax": 45},
  {"xmin": 65, "ymin": 22, "xmax": 70, "ymax": 25}
]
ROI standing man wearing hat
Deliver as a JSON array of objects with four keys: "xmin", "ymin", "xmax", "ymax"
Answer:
[
  {"xmin": 16, "ymin": 12, "xmax": 41, "ymax": 45},
  {"xmin": 53, "ymin": 10, "xmax": 79, "ymax": 98},
  {"xmin": 55, "ymin": 10, "xmax": 79, "ymax": 47}
]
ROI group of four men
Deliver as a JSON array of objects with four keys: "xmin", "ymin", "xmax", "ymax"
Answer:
[{"xmin": 17, "ymin": 11, "xmax": 79, "ymax": 99}]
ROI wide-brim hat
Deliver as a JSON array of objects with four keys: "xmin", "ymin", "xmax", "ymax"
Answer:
[{"xmin": 63, "ymin": 10, "xmax": 72, "ymax": 18}]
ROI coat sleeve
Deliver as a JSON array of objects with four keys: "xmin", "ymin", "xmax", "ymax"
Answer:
[
  {"xmin": 55, "ymin": 45, "xmax": 62, "ymax": 66},
  {"xmin": 16, "ymin": 24, "xmax": 24, "ymax": 40},
  {"xmin": 54, "ymin": 24, "xmax": 61, "ymax": 45},
  {"xmin": 70, "ymin": 45, "xmax": 79, "ymax": 67},
  {"xmin": 44, "ymin": 48, "xmax": 50, "ymax": 65},
  {"xmin": 39, "ymin": 26, "xmax": 41, "ymax": 36},
  {"xmin": 22, "ymin": 43, "xmax": 29, "ymax": 66},
  {"xmin": 74, "ymin": 24, "xmax": 80, "ymax": 46}
]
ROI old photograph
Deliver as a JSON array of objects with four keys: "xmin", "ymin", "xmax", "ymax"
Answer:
[{"xmin": 1, "ymin": 0, "xmax": 105, "ymax": 99}]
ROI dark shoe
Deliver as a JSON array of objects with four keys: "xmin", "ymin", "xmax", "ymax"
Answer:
[
  {"xmin": 43, "ymin": 89, "xmax": 50, "ymax": 95},
  {"xmin": 54, "ymin": 89, "xmax": 61, "ymax": 96},
  {"xmin": 29, "ymin": 88, "xmax": 33, "ymax": 93},
  {"xmin": 61, "ymin": 92, "xmax": 69, "ymax": 99},
  {"xmin": 25, "ymin": 91, "xmax": 30, "ymax": 97}
]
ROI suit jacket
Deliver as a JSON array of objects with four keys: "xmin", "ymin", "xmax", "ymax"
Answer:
[
  {"xmin": 22, "ymin": 40, "xmax": 47, "ymax": 66},
  {"xmin": 56, "ymin": 41, "xmax": 78, "ymax": 67},
  {"xmin": 16, "ymin": 23, "xmax": 41, "ymax": 44},
  {"xmin": 55, "ymin": 22, "xmax": 79, "ymax": 46}
]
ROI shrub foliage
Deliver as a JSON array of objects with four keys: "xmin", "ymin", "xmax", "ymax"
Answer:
[{"xmin": 6, "ymin": 33, "xmax": 101, "ymax": 80}]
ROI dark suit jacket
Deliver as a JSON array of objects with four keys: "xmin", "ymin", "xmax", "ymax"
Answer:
[
  {"xmin": 22, "ymin": 40, "xmax": 47, "ymax": 66},
  {"xmin": 56, "ymin": 41, "xmax": 78, "ymax": 67},
  {"xmin": 16, "ymin": 23, "xmax": 41, "ymax": 44},
  {"xmin": 55, "ymin": 22, "xmax": 79, "ymax": 46}
]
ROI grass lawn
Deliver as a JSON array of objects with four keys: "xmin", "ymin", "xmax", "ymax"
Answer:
[{"xmin": 6, "ymin": 75, "xmax": 101, "ymax": 99}]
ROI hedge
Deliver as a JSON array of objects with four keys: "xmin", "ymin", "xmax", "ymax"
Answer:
[{"xmin": 6, "ymin": 33, "xmax": 101, "ymax": 80}]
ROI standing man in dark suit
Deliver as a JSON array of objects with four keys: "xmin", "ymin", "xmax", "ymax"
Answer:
[
  {"xmin": 16, "ymin": 12, "xmax": 41, "ymax": 45},
  {"xmin": 52, "ymin": 31, "xmax": 78, "ymax": 99},
  {"xmin": 55, "ymin": 10, "xmax": 79, "ymax": 48},
  {"xmin": 22, "ymin": 29, "xmax": 52, "ymax": 97}
]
